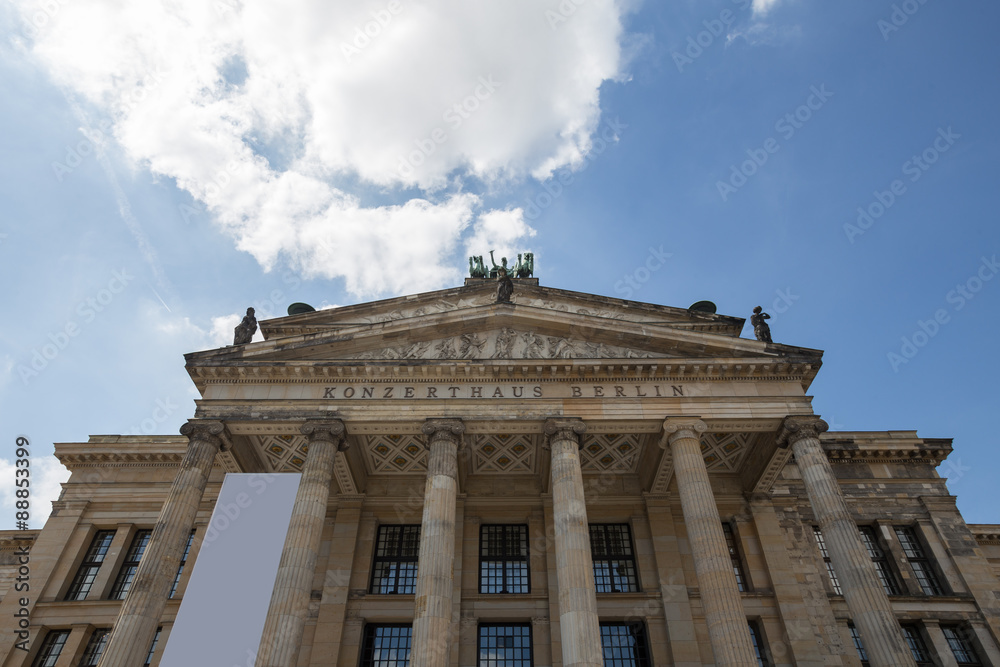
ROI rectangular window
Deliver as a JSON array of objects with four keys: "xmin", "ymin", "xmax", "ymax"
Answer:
[
  {"xmin": 901, "ymin": 624, "xmax": 932, "ymax": 665},
  {"xmin": 65, "ymin": 530, "xmax": 116, "ymax": 600},
  {"xmin": 599, "ymin": 623, "xmax": 652, "ymax": 667},
  {"xmin": 858, "ymin": 526, "xmax": 900, "ymax": 595},
  {"xmin": 747, "ymin": 621, "xmax": 771, "ymax": 667},
  {"xmin": 812, "ymin": 526, "xmax": 842, "ymax": 595},
  {"xmin": 145, "ymin": 627, "xmax": 162, "ymax": 667},
  {"xmin": 480, "ymin": 525, "xmax": 529, "ymax": 594},
  {"xmin": 110, "ymin": 529, "xmax": 152, "ymax": 600},
  {"xmin": 170, "ymin": 531, "xmax": 195, "ymax": 598},
  {"xmin": 942, "ymin": 625, "xmax": 981, "ymax": 665},
  {"xmin": 78, "ymin": 629, "xmax": 110, "ymax": 667},
  {"xmin": 848, "ymin": 623, "xmax": 870, "ymax": 667},
  {"xmin": 590, "ymin": 524, "xmax": 639, "ymax": 593},
  {"xmin": 894, "ymin": 526, "xmax": 944, "ymax": 595},
  {"xmin": 723, "ymin": 523, "xmax": 748, "ymax": 592},
  {"xmin": 32, "ymin": 631, "xmax": 70, "ymax": 667},
  {"xmin": 360, "ymin": 625, "xmax": 412, "ymax": 667},
  {"xmin": 477, "ymin": 624, "xmax": 532, "ymax": 667},
  {"xmin": 369, "ymin": 525, "xmax": 420, "ymax": 594}
]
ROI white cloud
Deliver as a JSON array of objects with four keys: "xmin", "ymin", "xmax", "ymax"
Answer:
[
  {"xmin": 14, "ymin": 0, "xmax": 629, "ymax": 296},
  {"xmin": 0, "ymin": 454, "xmax": 71, "ymax": 529},
  {"xmin": 752, "ymin": 0, "xmax": 783, "ymax": 15},
  {"xmin": 464, "ymin": 209, "xmax": 537, "ymax": 275}
]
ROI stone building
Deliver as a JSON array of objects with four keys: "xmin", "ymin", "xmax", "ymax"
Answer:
[{"xmin": 1, "ymin": 278, "xmax": 999, "ymax": 667}]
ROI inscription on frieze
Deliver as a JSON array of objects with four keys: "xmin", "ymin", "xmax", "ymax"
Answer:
[{"xmin": 314, "ymin": 383, "xmax": 689, "ymax": 400}]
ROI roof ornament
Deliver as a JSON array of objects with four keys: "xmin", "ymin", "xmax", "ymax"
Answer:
[
  {"xmin": 233, "ymin": 307, "xmax": 257, "ymax": 345},
  {"xmin": 468, "ymin": 250, "xmax": 534, "ymax": 279},
  {"xmin": 751, "ymin": 306, "xmax": 772, "ymax": 343}
]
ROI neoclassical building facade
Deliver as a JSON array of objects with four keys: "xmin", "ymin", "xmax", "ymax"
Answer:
[{"xmin": 1, "ymin": 278, "xmax": 999, "ymax": 667}]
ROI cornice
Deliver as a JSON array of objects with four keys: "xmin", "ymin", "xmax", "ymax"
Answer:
[
  {"xmin": 968, "ymin": 525, "xmax": 1000, "ymax": 545},
  {"xmin": 821, "ymin": 442, "xmax": 951, "ymax": 466}
]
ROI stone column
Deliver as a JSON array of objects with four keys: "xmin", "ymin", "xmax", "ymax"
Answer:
[
  {"xmin": 779, "ymin": 415, "xmax": 915, "ymax": 667},
  {"xmin": 544, "ymin": 418, "xmax": 602, "ymax": 667},
  {"xmin": 256, "ymin": 419, "xmax": 347, "ymax": 667},
  {"xmin": 663, "ymin": 418, "xmax": 757, "ymax": 667},
  {"xmin": 411, "ymin": 419, "xmax": 464, "ymax": 667},
  {"xmin": 98, "ymin": 420, "xmax": 224, "ymax": 667}
]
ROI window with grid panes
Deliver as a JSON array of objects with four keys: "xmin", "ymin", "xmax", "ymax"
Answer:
[
  {"xmin": 369, "ymin": 525, "xmax": 420, "ymax": 594},
  {"xmin": 65, "ymin": 530, "xmax": 116, "ymax": 600},
  {"xmin": 480, "ymin": 525, "xmax": 529, "ymax": 594},
  {"xmin": 812, "ymin": 526, "xmax": 842, "ymax": 594},
  {"xmin": 110, "ymin": 529, "xmax": 152, "ymax": 599},
  {"xmin": 894, "ymin": 526, "xmax": 944, "ymax": 595},
  {"xmin": 477, "ymin": 624, "xmax": 532, "ymax": 667},
  {"xmin": 590, "ymin": 524, "xmax": 639, "ymax": 593},
  {"xmin": 359, "ymin": 625, "xmax": 412, "ymax": 667},
  {"xmin": 848, "ymin": 623, "xmax": 870, "ymax": 667},
  {"xmin": 901, "ymin": 624, "xmax": 933, "ymax": 665},
  {"xmin": 170, "ymin": 531, "xmax": 195, "ymax": 598},
  {"xmin": 857, "ymin": 526, "xmax": 900, "ymax": 595},
  {"xmin": 599, "ymin": 623, "xmax": 651, "ymax": 667},
  {"xmin": 747, "ymin": 621, "xmax": 771, "ymax": 667},
  {"xmin": 78, "ymin": 629, "xmax": 110, "ymax": 667},
  {"xmin": 31, "ymin": 631, "xmax": 70, "ymax": 667},
  {"xmin": 723, "ymin": 523, "xmax": 748, "ymax": 592},
  {"xmin": 144, "ymin": 628, "xmax": 162, "ymax": 667},
  {"xmin": 942, "ymin": 625, "xmax": 981, "ymax": 665}
]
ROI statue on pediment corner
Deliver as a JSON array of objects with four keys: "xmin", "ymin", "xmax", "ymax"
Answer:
[
  {"xmin": 751, "ymin": 306, "xmax": 772, "ymax": 343},
  {"xmin": 233, "ymin": 307, "xmax": 257, "ymax": 345}
]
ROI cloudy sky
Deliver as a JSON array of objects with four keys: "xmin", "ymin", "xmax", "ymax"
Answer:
[{"xmin": 1, "ymin": 0, "xmax": 998, "ymax": 529}]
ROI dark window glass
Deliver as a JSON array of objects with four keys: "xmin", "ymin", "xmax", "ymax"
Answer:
[
  {"xmin": 170, "ymin": 531, "xmax": 195, "ymax": 598},
  {"xmin": 110, "ymin": 529, "xmax": 152, "ymax": 600},
  {"xmin": 812, "ymin": 526, "xmax": 842, "ymax": 595},
  {"xmin": 480, "ymin": 525, "xmax": 529, "ymax": 594},
  {"xmin": 590, "ymin": 524, "xmax": 639, "ymax": 593},
  {"xmin": 901, "ymin": 624, "xmax": 932, "ymax": 665},
  {"xmin": 32, "ymin": 630, "xmax": 70, "ymax": 667},
  {"xmin": 894, "ymin": 526, "xmax": 944, "ymax": 596},
  {"xmin": 600, "ymin": 623, "xmax": 651, "ymax": 667},
  {"xmin": 748, "ymin": 621, "xmax": 770, "ymax": 667},
  {"xmin": 145, "ymin": 627, "xmax": 162, "ymax": 667},
  {"xmin": 66, "ymin": 530, "xmax": 116, "ymax": 600},
  {"xmin": 360, "ymin": 625, "xmax": 412, "ymax": 667},
  {"xmin": 942, "ymin": 625, "xmax": 981, "ymax": 665},
  {"xmin": 78, "ymin": 629, "xmax": 110, "ymax": 667},
  {"xmin": 858, "ymin": 526, "xmax": 899, "ymax": 595},
  {"xmin": 848, "ymin": 623, "xmax": 870, "ymax": 667},
  {"xmin": 723, "ymin": 523, "xmax": 748, "ymax": 592},
  {"xmin": 477, "ymin": 624, "xmax": 532, "ymax": 667},
  {"xmin": 369, "ymin": 525, "xmax": 420, "ymax": 594}
]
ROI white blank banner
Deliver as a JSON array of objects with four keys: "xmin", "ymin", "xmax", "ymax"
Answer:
[{"xmin": 160, "ymin": 473, "xmax": 300, "ymax": 667}]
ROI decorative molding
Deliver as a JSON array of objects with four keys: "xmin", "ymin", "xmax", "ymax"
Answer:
[
  {"xmin": 823, "ymin": 445, "xmax": 950, "ymax": 465},
  {"xmin": 752, "ymin": 446, "xmax": 793, "ymax": 495},
  {"xmin": 55, "ymin": 451, "xmax": 185, "ymax": 467},
  {"xmin": 651, "ymin": 445, "xmax": 674, "ymax": 494},
  {"xmin": 333, "ymin": 453, "xmax": 357, "ymax": 494}
]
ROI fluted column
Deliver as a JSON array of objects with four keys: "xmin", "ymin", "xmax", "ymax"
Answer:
[
  {"xmin": 411, "ymin": 419, "xmax": 464, "ymax": 667},
  {"xmin": 256, "ymin": 419, "xmax": 346, "ymax": 667},
  {"xmin": 779, "ymin": 416, "xmax": 915, "ymax": 667},
  {"xmin": 544, "ymin": 418, "xmax": 602, "ymax": 667},
  {"xmin": 99, "ymin": 420, "xmax": 225, "ymax": 667},
  {"xmin": 663, "ymin": 418, "xmax": 757, "ymax": 667}
]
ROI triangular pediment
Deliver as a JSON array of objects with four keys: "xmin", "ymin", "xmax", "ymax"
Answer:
[{"xmin": 187, "ymin": 282, "xmax": 821, "ymax": 373}]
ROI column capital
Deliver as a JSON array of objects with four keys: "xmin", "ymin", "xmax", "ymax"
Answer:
[
  {"xmin": 300, "ymin": 419, "xmax": 348, "ymax": 451},
  {"xmin": 543, "ymin": 418, "xmax": 587, "ymax": 449},
  {"xmin": 661, "ymin": 418, "xmax": 706, "ymax": 447},
  {"xmin": 421, "ymin": 418, "xmax": 465, "ymax": 447},
  {"xmin": 776, "ymin": 415, "xmax": 828, "ymax": 448},
  {"xmin": 179, "ymin": 420, "xmax": 226, "ymax": 449}
]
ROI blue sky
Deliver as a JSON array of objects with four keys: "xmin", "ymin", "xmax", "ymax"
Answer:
[{"xmin": 1, "ymin": 0, "xmax": 998, "ymax": 528}]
